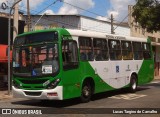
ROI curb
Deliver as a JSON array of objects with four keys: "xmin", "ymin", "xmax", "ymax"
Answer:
[
  {"xmin": 154, "ymin": 77, "xmax": 160, "ymax": 80},
  {"xmin": 0, "ymin": 95, "xmax": 12, "ymax": 100}
]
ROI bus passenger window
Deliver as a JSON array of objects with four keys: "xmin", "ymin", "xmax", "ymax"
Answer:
[
  {"xmin": 80, "ymin": 49, "xmax": 87, "ymax": 60},
  {"xmin": 121, "ymin": 41, "xmax": 133, "ymax": 60},
  {"xmin": 142, "ymin": 43, "xmax": 151, "ymax": 59},
  {"xmin": 133, "ymin": 42, "xmax": 143, "ymax": 60},
  {"xmin": 79, "ymin": 37, "xmax": 93, "ymax": 61},
  {"xmin": 87, "ymin": 49, "xmax": 93, "ymax": 61},
  {"xmin": 109, "ymin": 40, "xmax": 122, "ymax": 60},
  {"xmin": 95, "ymin": 49, "xmax": 102, "ymax": 61},
  {"xmin": 93, "ymin": 38, "xmax": 108, "ymax": 61},
  {"xmin": 80, "ymin": 52, "xmax": 87, "ymax": 60}
]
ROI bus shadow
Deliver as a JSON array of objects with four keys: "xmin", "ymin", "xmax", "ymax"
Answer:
[
  {"xmin": 11, "ymin": 86, "xmax": 150, "ymax": 108},
  {"xmin": 91, "ymin": 86, "xmax": 150, "ymax": 101},
  {"xmin": 142, "ymin": 83, "xmax": 160, "ymax": 87}
]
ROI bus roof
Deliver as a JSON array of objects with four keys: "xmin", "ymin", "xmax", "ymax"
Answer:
[
  {"xmin": 16, "ymin": 28, "xmax": 67, "ymax": 37},
  {"xmin": 67, "ymin": 29, "xmax": 147, "ymax": 42},
  {"xmin": 17, "ymin": 28, "xmax": 148, "ymax": 42}
]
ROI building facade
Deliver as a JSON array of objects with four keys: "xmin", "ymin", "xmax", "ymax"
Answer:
[
  {"xmin": 0, "ymin": 12, "xmax": 25, "ymax": 44},
  {"xmin": 0, "ymin": 12, "xmax": 25, "ymax": 87},
  {"xmin": 24, "ymin": 15, "xmax": 130, "ymax": 36},
  {"xmin": 128, "ymin": 5, "xmax": 160, "ymax": 76}
]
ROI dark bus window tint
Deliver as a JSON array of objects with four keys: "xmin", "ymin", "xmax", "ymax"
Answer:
[
  {"xmin": 133, "ymin": 42, "xmax": 143, "ymax": 60},
  {"xmin": 93, "ymin": 38, "xmax": 108, "ymax": 61},
  {"xmin": 142, "ymin": 43, "xmax": 151, "ymax": 59},
  {"xmin": 121, "ymin": 41, "xmax": 133, "ymax": 60},
  {"xmin": 79, "ymin": 37, "xmax": 93, "ymax": 61},
  {"xmin": 62, "ymin": 40, "xmax": 79, "ymax": 70},
  {"xmin": 108, "ymin": 40, "xmax": 122, "ymax": 60},
  {"xmin": 14, "ymin": 32, "xmax": 58, "ymax": 46}
]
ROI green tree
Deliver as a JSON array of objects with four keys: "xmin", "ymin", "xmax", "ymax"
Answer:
[{"xmin": 132, "ymin": 0, "xmax": 160, "ymax": 32}]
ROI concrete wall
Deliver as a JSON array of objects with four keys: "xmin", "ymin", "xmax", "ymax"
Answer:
[
  {"xmin": 25, "ymin": 15, "xmax": 130, "ymax": 36},
  {"xmin": 26, "ymin": 15, "xmax": 80, "ymax": 31},
  {"xmin": 81, "ymin": 16, "xmax": 130, "ymax": 35}
]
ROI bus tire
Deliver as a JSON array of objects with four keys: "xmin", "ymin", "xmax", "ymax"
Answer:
[
  {"xmin": 80, "ymin": 81, "xmax": 92, "ymax": 103},
  {"xmin": 129, "ymin": 75, "xmax": 137, "ymax": 93}
]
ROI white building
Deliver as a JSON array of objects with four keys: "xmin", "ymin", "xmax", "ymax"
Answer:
[{"xmin": 24, "ymin": 15, "xmax": 130, "ymax": 36}]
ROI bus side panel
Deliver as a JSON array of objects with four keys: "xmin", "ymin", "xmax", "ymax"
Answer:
[
  {"xmin": 61, "ymin": 61, "xmax": 94, "ymax": 100},
  {"xmin": 88, "ymin": 61, "xmax": 117, "ymax": 93},
  {"xmin": 81, "ymin": 62, "xmax": 115, "ymax": 94},
  {"xmin": 61, "ymin": 68, "xmax": 81, "ymax": 100},
  {"xmin": 93, "ymin": 75, "xmax": 116, "ymax": 94},
  {"xmin": 62, "ymin": 61, "xmax": 114, "ymax": 100},
  {"xmin": 138, "ymin": 60, "xmax": 154, "ymax": 85}
]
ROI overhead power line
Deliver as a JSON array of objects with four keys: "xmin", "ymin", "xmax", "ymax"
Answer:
[
  {"xmin": 113, "ymin": 13, "xmax": 130, "ymax": 31},
  {"xmin": 35, "ymin": 0, "xmax": 59, "ymax": 15},
  {"xmin": 18, "ymin": 0, "xmax": 130, "ymax": 34},
  {"xmin": 19, "ymin": 0, "xmax": 110, "ymax": 21},
  {"xmin": 19, "ymin": 7, "xmax": 112, "ymax": 33},
  {"xmin": 60, "ymin": 0, "xmax": 110, "ymax": 21},
  {"xmin": 113, "ymin": 1, "xmax": 138, "ymax": 31}
]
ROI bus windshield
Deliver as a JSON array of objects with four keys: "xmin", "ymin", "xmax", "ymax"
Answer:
[{"xmin": 13, "ymin": 43, "xmax": 59, "ymax": 77}]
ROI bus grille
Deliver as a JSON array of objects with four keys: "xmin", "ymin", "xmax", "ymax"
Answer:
[
  {"xmin": 24, "ymin": 91, "xmax": 42, "ymax": 96},
  {"xmin": 18, "ymin": 79, "xmax": 48, "ymax": 84}
]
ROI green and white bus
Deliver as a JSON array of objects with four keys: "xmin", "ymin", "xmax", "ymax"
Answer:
[{"xmin": 12, "ymin": 28, "xmax": 154, "ymax": 102}]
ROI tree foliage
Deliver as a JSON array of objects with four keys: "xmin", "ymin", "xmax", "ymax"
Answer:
[{"xmin": 132, "ymin": 0, "xmax": 160, "ymax": 32}]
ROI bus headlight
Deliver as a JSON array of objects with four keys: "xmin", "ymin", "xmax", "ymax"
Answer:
[{"xmin": 47, "ymin": 78, "xmax": 61, "ymax": 89}]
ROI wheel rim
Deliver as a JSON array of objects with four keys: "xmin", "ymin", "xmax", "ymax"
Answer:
[
  {"xmin": 83, "ymin": 86, "xmax": 90, "ymax": 97},
  {"xmin": 132, "ymin": 80, "xmax": 136, "ymax": 90}
]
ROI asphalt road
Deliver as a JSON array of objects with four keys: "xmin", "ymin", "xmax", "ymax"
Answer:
[{"xmin": 0, "ymin": 79, "xmax": 160, "ymax": 117}]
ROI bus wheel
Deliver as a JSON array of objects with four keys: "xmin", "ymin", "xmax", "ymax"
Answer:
[
  {"xmin": 80, "ymin": 82, "xmax": 92, "ymax": 103},
  {"xmin": 129, "ymin": 75, "xmax": 137, "ymax": 93}
]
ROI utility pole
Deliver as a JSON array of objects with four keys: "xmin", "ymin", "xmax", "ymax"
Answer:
[
  {"xmin": 111, "ymin": 14, "xmax": 115, "ymax": 34},
  {"xmin": 8, "ymin": 0, "xmax": 22, "ymax": 95},
  {"xmin": 27, "ymin": 0, "xmax": 31, "ymax": 31},
  {"xmin": 13, "ymin": 0, "xmax": 19, "ymax": 41}
]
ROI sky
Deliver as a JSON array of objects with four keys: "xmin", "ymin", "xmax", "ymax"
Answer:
[{"xmin": 0, "ymin": 0, "xmax": 136, "ymax": 22}]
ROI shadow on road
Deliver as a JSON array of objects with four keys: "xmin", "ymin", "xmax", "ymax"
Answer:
[
  {"xmin": 142, "ymin": 83, "xmax": 160, "ymax": 87},
  {"xmin": 91, "ymin": 86, "xmax": 150, "ymax": 101}
]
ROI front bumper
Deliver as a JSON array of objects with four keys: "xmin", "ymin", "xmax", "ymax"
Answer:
[{"xmin": 12, "ymin": 86, "xmax": 63, "ymax": 100}]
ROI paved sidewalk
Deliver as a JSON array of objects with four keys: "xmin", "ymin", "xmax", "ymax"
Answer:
[
  {"xmin": 154, "ymin": 76, "xmax": 160, "ymax": 80},
  {"xmin": 0, "ymin": 89, "xmax": 12, "ymax": 101}
]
